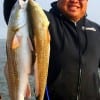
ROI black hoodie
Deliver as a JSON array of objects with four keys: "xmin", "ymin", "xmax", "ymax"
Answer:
[{"xmin": 44, "ymin": 2, "xmax": 100, "ymax": 100}]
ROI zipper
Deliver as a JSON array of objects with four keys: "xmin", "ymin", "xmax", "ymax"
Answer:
[
  {"xmin": 77, "ymin": 68, "xmax": 82, "ymax": 100},
  {"xmin": 75, "ymin": 23, "xmax": 82, "ymax": 100}
]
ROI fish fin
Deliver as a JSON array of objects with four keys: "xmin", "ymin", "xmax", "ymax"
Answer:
[
  {"xmin": 25, "ymin": 83, "xmax": 31, "ymax": 99},
  {"xmin": 34, "ymin": 58, "xmax": 40, "ymax": 97},
  {"xmin": 47, "ymin": 30, "xmax": 50, "ymax": 43},
  {"xmin": 27, "ymin": 37, "xmax": 34, "ymax": 51},
  {"xmin": 12, "ymin": 35, "xmax": 22, "ymax": 49}
]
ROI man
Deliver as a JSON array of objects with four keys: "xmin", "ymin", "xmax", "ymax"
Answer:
[{"xmin": 3, "ymin": 0, "xmax": 100, "ymax": 100}]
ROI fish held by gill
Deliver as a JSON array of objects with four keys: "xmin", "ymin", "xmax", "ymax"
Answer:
[
  {"xmin": 27, "ymin": 0, "xmax": 50, "ymax": 100},
  {"xmin": 5, "ymin": 0, "xmax": 33, "ymax": 100}
]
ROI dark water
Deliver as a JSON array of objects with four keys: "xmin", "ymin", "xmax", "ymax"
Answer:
[{"xmin": 0, "ymin": 39, "xmax": 36, "ymax": 100}]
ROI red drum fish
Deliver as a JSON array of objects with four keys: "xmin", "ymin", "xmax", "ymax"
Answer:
[
  {"xmin": 27, "ymin": 0, "xmax": 50, "ymax": 100},
  {"xmin": 5, "ymin": 0, "xmax": 33, "ymax": 100}
]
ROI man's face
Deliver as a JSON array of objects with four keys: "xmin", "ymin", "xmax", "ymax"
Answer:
[{"xmin": 57, "ymin": 0, "xmax": 88, "ymax": 21}]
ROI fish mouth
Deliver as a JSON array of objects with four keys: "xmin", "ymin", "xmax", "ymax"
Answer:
[{"xmin": 18, "ymin": 0, "xmax": 29, "ymax": 8}]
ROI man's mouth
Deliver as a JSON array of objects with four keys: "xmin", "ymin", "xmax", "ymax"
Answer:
[{"xmin": 68, "ymin": 5, "xmax": 80, "ymax": 11}]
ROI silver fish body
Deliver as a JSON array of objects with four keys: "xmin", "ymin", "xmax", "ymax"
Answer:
[{"xmin": 6, "ymin": 0, "xmax": 32, "ymax": 100}]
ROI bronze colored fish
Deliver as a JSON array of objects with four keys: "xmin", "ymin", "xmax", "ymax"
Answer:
[{"xmin": 27, "ymin": 0, "xmax": 50, "ymax": 100}]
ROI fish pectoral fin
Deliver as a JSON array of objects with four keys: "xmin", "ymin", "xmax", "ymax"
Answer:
[
  {"xmin": 47, "ymin": 30, "xmax": 51, "ymax": 43},
  {"xmin": 25, "ymin": 83, "xmax": 31, "ymax": 99},
  {"xmin": 27, "ymin": 37, "xmax": 34, "ymax": 51},
  {"xmin": 12, "ymin": 34, "xmax": 22, "ymax": 49},
  {"xmin": 34, "ymin": 59, "xmax": 40, "ymax": 97}
]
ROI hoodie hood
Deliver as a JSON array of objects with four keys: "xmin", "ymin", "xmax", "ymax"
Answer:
[{"xmin": 49, "ymin": 1, "xmax": 87, "ymax": 24}]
